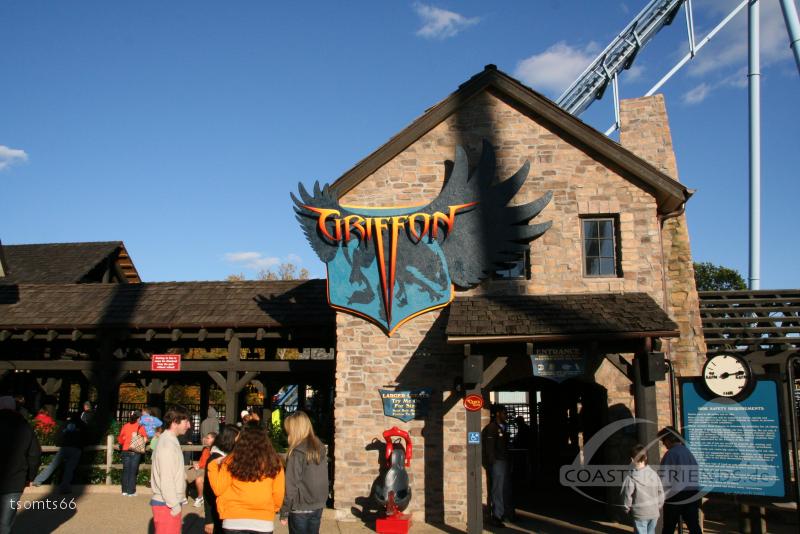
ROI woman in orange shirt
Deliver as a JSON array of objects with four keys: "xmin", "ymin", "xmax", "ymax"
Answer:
[
  {"xmin": 207, "ymin": 425, "xmax": 285, "ymax": 534},
  {"xmin": 117, "ymin": 410, "xmax": 147, "ymax": 496}
]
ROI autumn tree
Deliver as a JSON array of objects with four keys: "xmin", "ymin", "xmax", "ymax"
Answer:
[
  {"xmin": 694, "ymin": 262, "xmax": 747, "ymax": 291},
  {"xmin": 227, "ymin": 263, "xmax": 309, "ymax": 281}
]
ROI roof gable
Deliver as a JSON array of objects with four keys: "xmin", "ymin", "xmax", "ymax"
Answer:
[
  {"xmin": 331, "ymin": 65, "xmax": 691, "ymax": 215},
  {"xmin": 1, "ymin": 241, "xmax": 141, "ymax": 284}
]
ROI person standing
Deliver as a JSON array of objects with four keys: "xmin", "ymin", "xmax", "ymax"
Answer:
[
  {"xmin": 0, "ymin": 395, "xmax": 41, "ymax": 534},
  {"xmin": 140, "ymin": 407, "xmax": 163, "ymax": 439},
  {"xmin": 203, "ymin": 426, "xmax": 240, "ymax": 534},
  {"xmin": 483, "ymin": 405, "xmax": 511, "ymax": 526},
  {"xmin": 659, "ymin": 426, "xmax": 702, "ymax": 534},
  {"xmin": 200, "ymin": 407, "xmax": 220, "ymax": 437},
  {"xmin": 118, "ymin": 410, "xmax": 147, "ymax": 496},
  {"xmin": 621, "ymin": 444, "xmax": 665, "ymax": 534},
  {"xmin": 151, "ymin": 405, "xmax": 192, "ymax": 534},
  {"xmin": 207, "ymin": 425, "xmax": 285, "ymax": 534},
  {"xmin": 33, "ymin": 412, "xmax": 86, "ymax": 493},
  {"xmin": 80, "ymin": 401, "xmax": 94, "ymax": 425},
  {"xmin": 279, "ymin": 411, "xmax": 328, "ymax": 534}
]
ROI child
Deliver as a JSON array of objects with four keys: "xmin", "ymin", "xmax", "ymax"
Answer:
[
  {"xmin": 279, "ymin": 411, "xmax": 329, "ymax": 534},
  {"xmin": 193, "ymin": 432, "xmax": 216, "ymax": 508},
  {"xmin": 139, "ymin": 406, "xmax": 163, "ymax": 439},
  {"xmin": 621, "ymin": 444, "xmax": 665, "ymax": 534},
  {"xmin": 149, "ymin": 426, "xmax": 163, "ymax": 452}
]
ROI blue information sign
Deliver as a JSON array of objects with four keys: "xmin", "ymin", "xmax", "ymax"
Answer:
[
  {"xmin": 379, "ymin": 388, "xmax": 432, "ymax": 423},
  {"xmin": 681, "ymin": 379, "xmax": 788, "ymax": 498},
  {"xmin": 468, "ymin": 432, "xmax": 480, "ymax": 445}
]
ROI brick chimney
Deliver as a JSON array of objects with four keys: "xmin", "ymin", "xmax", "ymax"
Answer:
[{"xmin": 619, "ymin": 95, "xmax": 706, "ymax": 379}]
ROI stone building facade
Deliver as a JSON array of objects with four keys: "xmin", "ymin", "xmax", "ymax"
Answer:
[{"xmin": 328, "ymin": 67, "xmax": 705, "ymax": 527}]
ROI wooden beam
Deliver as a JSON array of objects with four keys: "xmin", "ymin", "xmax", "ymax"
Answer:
[
  {"xmin": 145, "ymin": 329, "xmax": 156, "ymax": 342},
  {"xmin": 22, "ymin": 330, "xmax": 35, "ymax": 341},
  {"xmin": 208, "ymin": 371, "xmax": 226, "ymax": 390},
  {"xmin": 171, "ymin": 329, "xmax": 182, "ymax": 342},
  {"xmin": 256, "ymin": 328, "xmax": 266, "ymax": 341},
  {"xmin": 234, "ymin": 371, "xmax": 258, "ymax": 392},
  {"xmin": 464, "ymin": 344, "xmax": 483, "ymax": 534},
  {"xmin": 225, "ymin": 329, "xmax": 234, "ymax": 342},
  {"xmin": 605, "ymin": 353, "xmax": 633, "ymax": 382},
  {"xmin": 71, "ymin": 329, "xmax": 82, "ymax": 342},
  {"xmin": 0, "ymin": 359, "xmax": 334, "ymax": 373},
  {"xmin": 198, "ymin": 329, "xmax": 208, "ymax": 342},
  {"xmin": 46, "ymin": 330, "xmax": 58, "ymax": 342},
  {"xmin": 0, "ymin": 330, "xmax": 11, "ymax": 341}
]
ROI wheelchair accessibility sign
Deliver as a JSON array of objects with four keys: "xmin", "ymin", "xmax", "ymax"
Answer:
[{"xmin": 468, "ymin": 432, "xmax": 480, "ymax": 445}]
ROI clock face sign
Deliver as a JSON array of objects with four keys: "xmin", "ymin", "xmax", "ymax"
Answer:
[{"xmin": 702, "ymin": 354, "xmax": 753, "ymax": 400}]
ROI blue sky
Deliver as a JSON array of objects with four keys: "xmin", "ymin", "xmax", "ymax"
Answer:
[{"xmin": 1, "ymin": 1, "xmax": 798, "ymax": 288}]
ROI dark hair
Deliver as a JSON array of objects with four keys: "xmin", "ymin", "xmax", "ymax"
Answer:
[
  {"xmin": 226, "ymin": 426, "xmax": 282, "ymax": 481},
  {"xmin": 491, "ymin": 404, "xmax": 506, "ymax": 417},
  {"xmin": 163, "ymin": 405, "xmax": 190, "ymax": 429},
  {"xmin": 148, "ymin": 406, "xmax": 162, "ymax": 419},
  {"xmin": 215, "ymin": 425, "xmax": 240, "ymax": 454},
  {"xmin": 128, "ymin": 410, "xmax": 141, "ymax": 424},
  {"xmin": 630, "ymin": 444, "xmax": 648, "ymax": 464},
  {"xmin": 658, "ymin": 426, "xmax": 682, "ymax": 445}
]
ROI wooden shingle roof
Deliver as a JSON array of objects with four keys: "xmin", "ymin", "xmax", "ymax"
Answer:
[
  {"xmin": 0, "ymin": 241, "xmax": 140, "ymax": 284},
  {"xmin": 446, "ymin": 292, "xmax": 678, "ymax": 342},
  {"xmin": 0, "ymin": 280, "xmax": 333, "ymax": 331}
]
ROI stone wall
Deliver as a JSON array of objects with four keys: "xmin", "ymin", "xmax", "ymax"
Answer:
[
  {"xmin": 332, "ymin": 90, "xmax": 699, "ymax": 526},
  {"xmin": 619, "ymin": 95, "xmax": 707, "ymax": 430}
]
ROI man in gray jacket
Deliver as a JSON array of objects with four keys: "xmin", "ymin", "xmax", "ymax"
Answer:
[{"xmin": 151, "ymin": 405, "xmax": 191, "ymax": 534}]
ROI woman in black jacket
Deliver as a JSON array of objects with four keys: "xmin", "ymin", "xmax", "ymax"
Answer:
[
  {"xmin": 202, "ymin": 425, "xmax": 239, "ymax": 534},
  {"xmin": 0, "ymin": 396, "xmax": 41, "ymax": 534},
  {"xmin": 279, "ymin": 411, "xmax": 329, "ymax": 534}
]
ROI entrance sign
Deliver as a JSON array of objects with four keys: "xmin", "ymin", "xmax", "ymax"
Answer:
[
  {"xmin": 380, "ymin": 388, "xmax": 432, "ymax": 423},
  {"xmin": 530, "ymin": 347, "xmax": 584, "ymax": 382},
  {"xmin": 681, "ymin": 378, "xmax": 790, "ymax": 499},
  {"xmin": 463, "ymin": 394, "xmax": 484, "ymax": 411},
  {"xmin": 151, "ymin": 354, "xmax": 181, "ymax": 372},
  {"xmin": 292, "ymin": 141, "xmax": 552, "ymax": 335}
]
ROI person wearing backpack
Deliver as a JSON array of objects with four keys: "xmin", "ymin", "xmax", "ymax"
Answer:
[
  {"xmin": 278, "ymin": 411, "xmax": 328, "ymax": 534},
  {"xmin": 118, "ymin": 410, "xmax": 147, "ymax": 496}
]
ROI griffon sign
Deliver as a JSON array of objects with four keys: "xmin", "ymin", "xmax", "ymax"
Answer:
[{"xmin": 292, "ymin": 141, "xmax": 552, "ymax": 335}]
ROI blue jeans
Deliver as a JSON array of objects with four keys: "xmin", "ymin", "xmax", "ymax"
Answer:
[
  {"xmin": 0, "ymin": 492, "xmax": 22, "ymax": 534},
  {"xmin": 33, "ymin": 446, "xmax": 82, "ymax": 490},
  {"xmin": 288, "ymin": 509, "xmax": 322, "ymax": 534},
  {"xmin": 634, "ymin": 518, "xmax": 656, "ymax": 534},
  {"xmin": 121, "ymin": 451, "xmax": 142, "ymax": 494},
  {"xmin": 490, "ymin": 460, "xmax": 510, "ymax": 519}
]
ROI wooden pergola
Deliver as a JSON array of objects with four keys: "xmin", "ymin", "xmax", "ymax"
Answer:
[{"xmin": 0, "ymin": 279, "xmax": 336, "ymax": 441}]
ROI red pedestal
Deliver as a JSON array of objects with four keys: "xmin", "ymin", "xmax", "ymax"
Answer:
[{"xmin": 376, "ymin": 513, "xmax": 412, "ymax": 534}]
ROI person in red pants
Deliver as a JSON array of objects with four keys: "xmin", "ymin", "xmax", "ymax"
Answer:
[{"xmin": 150, "ymin": 405, "xmax": 192, "ymax": 534}]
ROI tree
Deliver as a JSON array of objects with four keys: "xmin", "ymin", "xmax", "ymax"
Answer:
[
  {"xmin": 227, "ymin": 263, "xmax": 309, "ymax": 281},
  {"xmin": 693, "ymin": 262, "xmax": 747, "ymax": 291}
]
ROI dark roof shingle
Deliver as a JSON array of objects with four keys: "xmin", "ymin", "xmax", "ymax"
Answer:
[
  {"xmin": 0, "ymin": 280, "xmax": 333, "ymax": 330},
  {"xmin": 1, "ymin": 242, "xmax": 123, "ymax": 283},
  {"xmin": 446, "ymin": 293, "xmax": 678, "ymax": 340}
]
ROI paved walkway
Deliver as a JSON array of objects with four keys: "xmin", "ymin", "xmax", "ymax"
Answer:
[{"xmin": 11, "ymin": 485, "xmax": 798, "ymax": 534}]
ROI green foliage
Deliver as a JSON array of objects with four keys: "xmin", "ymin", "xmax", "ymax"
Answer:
[
  {"xmin": 269, "ymin": 420, "xmax": 288, "ymax": 452},
  {"xmin": 694, "ymin": 262, "xmax": 747, "ymax": 291}
]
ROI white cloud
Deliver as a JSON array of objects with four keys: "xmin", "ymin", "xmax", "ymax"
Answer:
[
  {"xmin": 0, "ymin": 145, "xmax": 28, "ymax": 171},
  {"xmin": 683, "ymin": 82, "xmax": 712, "ymax": 104},
  {"xmin": 224, "ymin": 251, "xmax": 280, "ymax": 270},
  {"xmin": 413, "ymin": 3, "xmax": 479, "ymax": 40},
  {"xmin": 625, "ymin": 63, "xmax": 645, "ymax": 82},
  {"xmin": 514, "ymin": 42, "xmax": 599, "ymax": 95},
  {"xmin": 224, "ymin": 252, "xmax": 305, "ymax": 272}
]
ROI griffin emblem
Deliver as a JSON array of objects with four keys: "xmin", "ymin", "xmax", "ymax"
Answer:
[{"xmin": 292, "ymin": 140, "xmax": 552, "ymax": 335}]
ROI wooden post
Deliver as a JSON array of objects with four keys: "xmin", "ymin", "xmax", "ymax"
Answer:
[
  {"xmin": 633, "ymin": 343, "xmax": 659, "ymax": 465},
  {"xmin": 200, "ymin": 379, "xmax": 209, "ymax": 422},
  {"xmin": 225, "ymin": 337, "xmax": 241, "ymax": 424},
  {"xmin": 464, "ymin": 344, "xmax": 484, "ymax": 534},
  {"xmin": 105, "ymin": 434, "xmax": 114, "ymax": 485}
]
